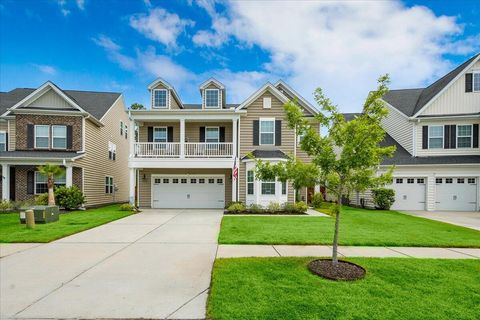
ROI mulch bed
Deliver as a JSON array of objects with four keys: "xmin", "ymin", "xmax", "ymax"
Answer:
[
  {"xmin": 224, "ymin": 210, "xmax": 307, "ymax": 215},
  {"xmin": 308, "ymin": 259, "xmax": 366, "ymax": 281}
]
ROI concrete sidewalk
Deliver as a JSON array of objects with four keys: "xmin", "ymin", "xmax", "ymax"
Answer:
[{"xmin": 217, "ymin": 245, "xmax": 480, "ymax": 259}]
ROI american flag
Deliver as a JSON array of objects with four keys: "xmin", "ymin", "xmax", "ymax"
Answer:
[{"xmin": 232, "ymin": 157, "xmax": 238, "ymax": 180}]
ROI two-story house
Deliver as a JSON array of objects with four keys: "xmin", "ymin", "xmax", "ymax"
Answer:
[
  {"xmin": 350, "ymin": 53, "xmax": 480, "ymax": 212},
  {"xmin": 0, "ymin": 81, "xmax": 130, "ymax": 207},
  {"xmin": 128, "ymin": 78, "xmax": 320, "ymax": 208}
]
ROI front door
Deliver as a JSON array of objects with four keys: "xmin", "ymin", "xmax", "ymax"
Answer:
[{"xmin": 307, "ymin": 187, "xmax": 315, "ymax": 204}]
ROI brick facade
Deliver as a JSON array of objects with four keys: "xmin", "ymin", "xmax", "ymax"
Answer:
[{"xmin": 15, "ymin": 114, "xmax": 83, "ymax": 151}]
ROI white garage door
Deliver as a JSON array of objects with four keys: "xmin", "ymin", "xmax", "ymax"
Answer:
[
  {"xmin": 390, "ymin": 177, "xmax": 426, "ymax": 211},
  {"xmin": 436, "ymin": 177, "xmax": 477, "ymax": 211},
  {"xmin": 152, "ymin": 175, "xmax": 225, "ymax": 209}
]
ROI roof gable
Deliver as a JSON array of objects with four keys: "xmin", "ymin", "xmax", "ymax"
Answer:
[
  {"xmin": 236, "ymin": 83, "xmax": 289, "ymax": 110},
  {"xmin": 147, "ymin": 77, "xmax": 183, "ymax": 108},
  {"xmin": 275, "ymin": 80, "xmax": 318, "ymax": 116},
  {"xmin": 199, "ymin": 78, "xmax": 225, "ymax": 90}
]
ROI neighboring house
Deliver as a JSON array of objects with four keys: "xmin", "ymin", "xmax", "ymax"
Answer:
[
  {"xmin": 349, "ymin": 53, "xmax": 480, "ymax": 212},
  {"xmin": 128, "ymin": 78, "xmax": 320, "ymax": 209},
  {"xmin": 0, "ymin": 81, "xmax": 130, "ymax": 207}
]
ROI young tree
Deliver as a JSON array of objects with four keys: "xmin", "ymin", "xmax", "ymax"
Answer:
[
  {"xmin": 130, "ymin": 103, "xmax": 145, "ymax": 110},
  {"xmin": 37, "ymin": 164, "xmax": 64, "ymax": 206},
  {"xmin": 255, "ymin": 75, "xmax": 395, "ymax": 266}
]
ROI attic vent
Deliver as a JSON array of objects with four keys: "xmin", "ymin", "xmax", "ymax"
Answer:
[{"xmin": 263, "ymin": 97, "xmax": 271, "ymax": 109}]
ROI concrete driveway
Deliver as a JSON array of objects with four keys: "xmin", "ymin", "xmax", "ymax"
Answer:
[
  {"xmin": 402, "ymin": 210, "xmax": 480, "ymax": 231},
  {"xmin": 0, "ymin": 209, "xmax": 223, "ymax": 320}
]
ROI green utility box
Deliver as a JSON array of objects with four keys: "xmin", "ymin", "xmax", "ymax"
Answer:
[{"xmin": 19, "ymin": 206, "xmax": 60, "ymax": 224}]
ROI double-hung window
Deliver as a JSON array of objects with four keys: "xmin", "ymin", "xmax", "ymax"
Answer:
[
  {"xmin": 260, "ymin": 119, "xmax": 275, "ymax": 145},
  {"xmin": 105, "ymin": 176, "xmax": 114, "ymax": 194},
  {"xmin": 35, "ymin": 170, "xmax": 66, "ymax": 194},
  {"xmin": 247, "ymin": 170, "xmax": 254, "ymax": 195},
  {"xmin": 154, "ymin": 127, "xmax": 167, "ymax": 142},
  {"xmin": 206, "ymin": 127, "xmax": 219, "ymax": 143},
  {"xmin": 205, "ymin": 89, "xmax": 219, "ymax": 108},
  {"xmin": 261, "ymin": 179, "xmax": 276, "ymax": 195},
  {"xmin": 428, "ymin": 125, "xmax": 443, "ymax": 149},
  {"xmin": 281, "ymin": 181, "xmax": 287, "ymax": 195},
  {"xmin": 457, "ymin": 125, "xmax": 472, "ymax": 148},
  {"xmin": 120, "ymin": 121, "xmax": 123, "ymax": 135},
  {"xmin": 35, "ymin": 125, "xmax": 50, "ymax": 148},
  {"xmin": 108, "ymin": 142, "xmax": 116, "ymax": 160},
  {"xmin": 0, "ymin": 131, "xmax": 6, "ymax": 151},
  {"xmin": 52, "ymin": 125, "xmax": 67, "ymax": 149},
  {"xmin": 153, "ymin": 89, "xmax": 167, "ymax": 108},
  {"xmin": 473, "ymin": 71, "xmax": 480, "ymax": 92}
]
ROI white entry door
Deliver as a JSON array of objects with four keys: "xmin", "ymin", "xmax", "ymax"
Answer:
[
  {"xmin": 152, "ymin": 175, "xmax": 225, "ymax": 209},
  {"xmin": 390, "ymin": 177, "xmax": 426, "ymax": 211},
  {"xmin": 435, "ymin": 177, "xmax": 477, "ymax": 211}
]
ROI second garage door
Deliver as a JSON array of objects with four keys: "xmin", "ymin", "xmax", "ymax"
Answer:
[
  {"xmin": 152, "ymin": 175, "xmax": 225, "ymax": 209},
  {"xmin": 435, "ymin": 177, "xmax": 477, "ymax": 211},
  {"xmin": 390, "ymin": 177, "xmax": 426, "ymax": 211}
]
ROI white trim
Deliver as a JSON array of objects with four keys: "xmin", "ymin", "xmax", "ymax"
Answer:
[
  {"xmin": 51, "ymin": 125, "xmax": 67, "ymax": 150},
  {"xmin": 105, "ymin": 175, "xmax": 114, "ymax": 194},
  {"xmin": 204, "ymin": 89, "xmax": 220, "ymax": 109},
  {"xmin": 382, "ymin": 99, "xmax": 410, "ymax": 119},
  {"xmin": 152, "ymin": 89, "xmax": 168, "ymax": 109},
  {"xmin": 263, "ymin": 97, "xmax": 271, "ymax": 109},
  {"xmin": 81, "ymin": 116, "xmax": 86, "ymax": 152},
  {"xmin": 259, "ymin": 118, "xmax": 275, "ymax": 146},
  {"xmin": 199, "ymin": 78, "xmax": 225, "ymax": 90},
  {"xmin": 456, "ymin": 124, "xmax": 473, "ymax": 148},
  {"xmin": 274, "ymin": 80, "xmax": 318, "ymax": 115},
  {"xmin": 147, "ymin": 78, "xmax": 183, "ymax": 108},
  {"xmin": 99, "ymin": 94, "xmax": 123, "ymax": 122},
  {"xmin": 236, "ymin": 83, "xmax": 289, "ymax": 111},
  {"xmin": 412, "ymin": 54, "xmax": 480, "ymax": 118},
  {"xmin": 427, "ymin": 125, "xmax": 444, "ymax": 149},
  {"xmin": 129, "ymin": 158, "xmax": 234, "ymax": 169},
  {"xmin": 473, "ymin": 71, "xmax": 480, "ymax": 92},
  {"xmin": 0, "ymin": 130, "xmax": 6, "ymax": 152},
  {"xmin": 153, "ymin": 126, "xmax": 168, "ymax": 142},
  {"xmin": 205, "ymin": 126, "xmax": 220, "ymax": 142},
  {"xmin": 34, "ymin": 125, "xmax": 50, "ymax": 149}
]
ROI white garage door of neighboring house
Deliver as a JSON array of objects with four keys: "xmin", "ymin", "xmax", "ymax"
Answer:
[
  {"xmin": 152, "ymin": 175, "xmax": 225, "ymax": 209},
  {"xmin": 435, "ymin": 177, "xmax": 477, "ymax": 212},
  {"xmin": 390, "ymin": 177, "xmax": 426, "ymax": 211}
]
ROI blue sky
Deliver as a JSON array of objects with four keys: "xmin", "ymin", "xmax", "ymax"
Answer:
[{"xmin": 1, "ymin": 0, "xmax": 479, "ymax": 112}]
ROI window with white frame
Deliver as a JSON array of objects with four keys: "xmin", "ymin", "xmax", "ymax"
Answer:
[
  {"xmin": 261, "ymin": 179, "xmax": 276, "ymax": 195},
  {"xmin": 52, "ymin": 125, "xmax": 67, "ymax": 149},
  {"xmin": 105, "ymin": 176, "xmax": 114, "ymax": 194},
  {"xmin": 206, "ymin": 127, "xmax": 219, "ymax": 143},
  {"xmin": 260, "ymin": 119, "xmax": 275, "ymax": 145},
  {"xmin": 474, "ymin": 72, "xmax": 480, "ymax": 92},
  {"xmin": 124, "ymin": 125, "xmax": 128, "ymax": 139},
  {"xmin": 205, "ymin": 89, "xmax": 219, "ymax": 108},
  {"xmin": 247, "ymin": 170, "xmax": 254, "ymax": 195},
  {"xmin": 120, "ymin": 121, "xmax": 123, "ymax": 135},
  {"xmin": 154, "ymin": 127, "xmax": 167, "ymax": 142},
  {"xmin": 0, "ymin": 131, "xmax": 6, "ymax": 151},
  {"xmin": 35, "ymin": 125, "xmax": 50, "ymax": 148},
  {"xmin": 35, "ymin": 170, "xmax": 66, "ymax": 194},
  {"xmin": 153, "ymin": 89, "xmax": 167, "ymax": 108},
  {"xmin": 281, "ymin": 181, "xmax": 287, "ymax": 195},
  {"xmin": 428, "ymin": 125, "xmax": 443, "ymax": 149},
  {"xmin": 457, "ymin": 125, "xmax": 472, "ymax": 148},
  {"xmin": 108, "ymin": 141, "xmax": 116, "ymax": 160}
]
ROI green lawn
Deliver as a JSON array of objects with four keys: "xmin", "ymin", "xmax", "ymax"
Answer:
[
  {"xmin": 0, "ymin": 204, "xmax": 134, "ymax": 243},
  {"xmin": 208, "ymin": 257, "xmax": 480, "ymax": 320},
  {"xmin": 219, "ymin": 206, "xmax": 480, "ymax": 247}
]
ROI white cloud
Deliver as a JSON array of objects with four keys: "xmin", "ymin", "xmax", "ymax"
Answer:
[
  {"xmin": 92, "ymin": 35, "xmax": 136, "ymax": 70},
  {"xmin": 34, "ymin": 64, "xmax": 57, "ymax": 75},
  {"xmin": 61, "ymin": 8, "xmax": 70, "ymax": 16},
  {"xmin": 76, "ymin": 0, "xmax": 85, "ymax": 10},
  {"xmin": 194, "ymin": 0, "xmax": 477, "ymax": 111},
  {"xmin": 129, "ymin": 8, "xmax": 194, "ymax": 49}
]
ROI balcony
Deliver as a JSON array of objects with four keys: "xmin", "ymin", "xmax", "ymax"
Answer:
[{"xmin": 134, "ymin": 142, "xmax": 233, "ymax": 158}]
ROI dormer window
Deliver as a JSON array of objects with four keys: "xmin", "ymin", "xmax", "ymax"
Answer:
[
  {"xmin": 205, "ymin": 89, "xmax": 220, "ymax": 108},
  {"xmin": 153, "ymin": 89, "xmax": 167, "ymax": 108}
]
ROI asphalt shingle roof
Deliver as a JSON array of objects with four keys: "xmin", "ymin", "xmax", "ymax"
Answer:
[
  {"xmin": 0, "ymin": 151, "xmax": 84, "ymax": 159},
  {"xmin": 242, "ymin": 149, "xmax": 289, "ymax": 160}
]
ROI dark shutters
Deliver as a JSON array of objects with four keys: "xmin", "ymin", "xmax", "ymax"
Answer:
[
  {"xmin": 66, "ymin": 125, "xmax": 73, "ymax": 149},
  {"xmin": 27, "ymin": 171, "xmax": 34, "ymax": 195},
  {"xmin": 147, "ymin": 127, "xmax": 153, "ymax": 142},
  {"xmin": 465, "ymin": 73, "xmax": 473, "ymax": 92},
  {"xmin": 275, "ymin": 120, "xmax": 282, "ymax": 146},
  {"xmin": 450, "ymin": 125, "xmax": 456, "ymax": 149},
  {"xmin": 253, "ymin": 120, "xmax": 259, "ymax": 146},
  {"xmin": 167, "ymin": 127, "xmax": 173, "ymax": 142},
  {"xmin": 5, "ymin": 133, "xmax": 8, "ymax": 151},
  {"xmin": 473, "ymin": 124, "xmax": 479, "ymax": 148},
  {"xmin": 27, "ymin": 124, "xmax": 34, "ymax": 149},
  {"xmin": 199, "ymin": 127, "xmax": 205, "ymax": 142},
  {"xmin": 444, "ymin": 125, "xmax": 450, "ymax": 149},
  {"xmin": 422, "ymin": 126, "xmax": 428, "ymax": 149},
  {"xmin": 219, "ymin": 127, "xmax": 225, "ymax": 142}
]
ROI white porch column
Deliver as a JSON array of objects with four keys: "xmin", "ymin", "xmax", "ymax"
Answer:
[
  {"xmin": 180, "ymin": 119, "xmax": 185, "ymax": 158},
  {"xmin": 129, "ymin": 168, "xmax": 136, "ymax": 205},
  {"xmin": 232, "ymin": 118, "xmax": 237, "ymax": 158},
  {"xmin": 2, "ymin": 164, "xmax": 10, "ymax": 201},
  {"xmin": 65, "ymin": 165, "xmax": 73, "ymax": 187},
  {"xmin": 129, "ymin": 118, "xmax": 135, "ymax": 157}
]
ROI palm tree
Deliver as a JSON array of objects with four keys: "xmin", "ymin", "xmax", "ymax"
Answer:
[{"xmin": 37, "ymin": 164, "xmax": 63, "ymax": 206}]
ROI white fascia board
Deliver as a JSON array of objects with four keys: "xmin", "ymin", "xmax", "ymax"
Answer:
[
  {"xmin": 130, "ymin": 111, "xmax": 241, "ymax": 121},
  {"xmin": 236, "ymin": 83, "xmax": 289, "ymax": 111},
  {"xmin": 274, "ymin": 80, "xmax": 318, "ymax": 115},
  {"xmin": 410, "ymin": 114, "xmax": 480, "ymax": 121},
  {"xmin": 241, "ymin": 158, "xmax": 288, "ymax": 163},
  {"xmin": 147, "ymin": 78, "xmax": 173, "ymax": 90},
  {"xmin": 381, "ymin": 99, "xmax": 409, "ymax": 119},
  {"xmin": 129, "ymin": 158, "xmax": 234, "ymax": 169},
  {"xmin": 412, "ymin": 54, "xmax": 480, "ymax": 118},
  {"xmin": 100, "ymin": 94, "xmax": 124, "ymax": 122},
  {"xmin": 199, "ymin": 78, "xmax": 225, "ymax": 90}
]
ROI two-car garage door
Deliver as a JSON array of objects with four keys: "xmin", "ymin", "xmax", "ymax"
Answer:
[
  {"xmin": 390, "ymin": 177, "xmax": 478, "ymax": 211},
  {"xmin": 152, "ymin": 175, "xmax": 225, "ymax": 209}
]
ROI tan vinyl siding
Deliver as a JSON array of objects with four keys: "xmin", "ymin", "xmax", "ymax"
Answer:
[
  {"xmin": 381, "ymin": 103, "xmax": 414, "ymax": 154},
  {"xmin": 239, "ymin": 90, "xmax": 295, "ymax": 203},
  {"xmin": 138, "ymin": 168, "xmax": 232, "ymax": 208},
  {"xmin": 420, "ymin": 60, "xmax": 480, "ymax": 116},
  {"xmin": 296, "ymin": 118, "xmax": 320, "ymax": 163},
  {"xmin": 138, "ymin": 122, "xmax": 181, "ymax": 142},
  {"xmin": 26, "ymin": 88, "xmax": 76, "ymax": 110},
  {"xmin": 185, "ymin": 122, "xmax": 232, "ymax": 142},
  {"xmin": 76, "ymin": 97, "xmax": 130, "ymax": 207}
]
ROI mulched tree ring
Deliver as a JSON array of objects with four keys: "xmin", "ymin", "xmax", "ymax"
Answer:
[{"xmin": 308, "ymin": 259, "xmax": 366, "ymax": 281}]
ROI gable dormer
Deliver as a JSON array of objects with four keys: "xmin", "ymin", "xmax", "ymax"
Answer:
[
  {"xmin": 147, "ymin": 78, "xmax": 183, "ymax": 110},
  {"xmin": 200, "ymin": 78, "xmax": 225, "ymax": 109}
]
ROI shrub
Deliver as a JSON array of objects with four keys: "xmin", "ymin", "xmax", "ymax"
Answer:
[
  {"xmin": 119, "ymin": 203, "xmax": 136, "ymax": 211},
  {"xmin": 311, "ymin": 193, "xmax": 324, "ymax": 208},
  {"xmin": 0, "ymin": 200, "xmax": 12, "ymax": 212},
  {"xmin": 294, "ymin": 201, "xmax": 308, "ymax": 213},
  {"xmin": 11, "ymin": 199, "xmax": 35, "ymax": 210},
  {"xmin": 35, "ymin": 193, "xmax": 49, "ymax": 205},
  {"xmin": 55, "ymin": 186, "xmax": 85, "ymax": 210},
  {"xmin": 266, "ymin": 201, "xmax": 282, "ymax": 213},
  {"xmin": 227, "ymin": 202, "xmax": 246, "ymax": 213},
  {"xmin": 248, "ymin": 203, "xmax": 263, "ymax": 214},
  {"xmin": 372, "ymin": 188, "xmax": 395, "ymax": 210},
  {"xmin": 225, "ymin": 201, "xmax": 243, "ymax": 209},
  {"xmin": 282, "ymin": 202, "xmax": 296, "ymax": 213}
]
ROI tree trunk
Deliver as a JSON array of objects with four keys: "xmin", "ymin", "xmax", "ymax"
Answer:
[
  {"xmin": 47, "ymin": 175, "xmax": 55, "ymax": 206},
  {"xmin": 332, "ymin": 192, "xmax": 342, "ymax": 266}
]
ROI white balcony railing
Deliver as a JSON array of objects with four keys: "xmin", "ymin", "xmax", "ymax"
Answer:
[{"xmin": 133, "ymin": 142, "xmax": 233, "ymax": 158}]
